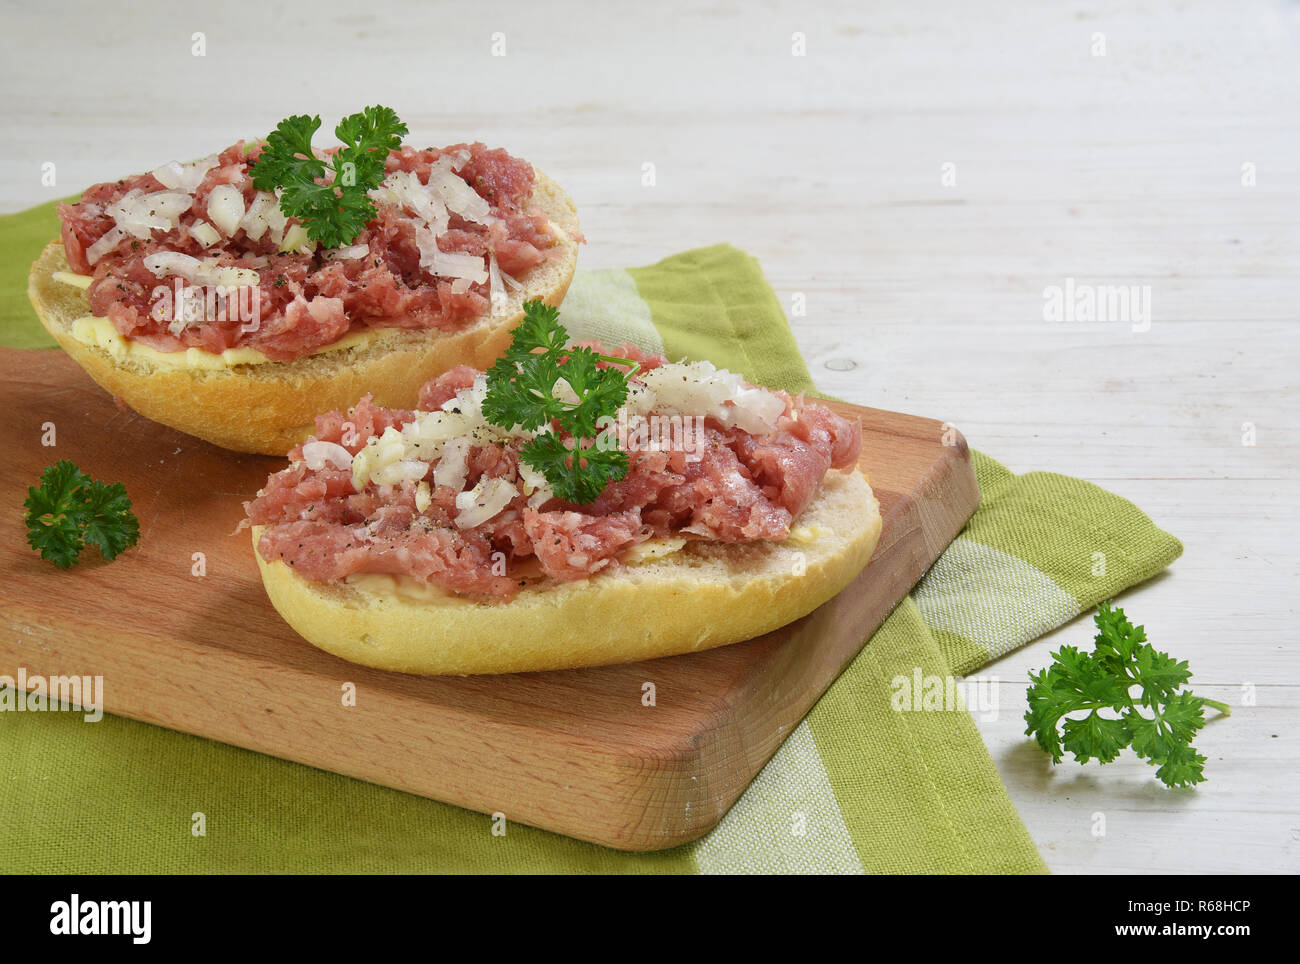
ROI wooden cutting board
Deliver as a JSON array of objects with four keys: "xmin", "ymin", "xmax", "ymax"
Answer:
[{"xmin": 0, "ymin": 347, "xmax": 978, "ymax": 851}]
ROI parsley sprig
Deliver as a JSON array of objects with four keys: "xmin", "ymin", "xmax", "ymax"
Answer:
[
  {"xmin": 23, "ymin": 461, "xmax": 140, "ymax": 569},
  {"xmin": 251, "ymin": 106, "xmax": 408, "ymax": 248},
  {"xmin": 483, "ymin": 301, "xmax": 639, "ymax": 504},
  {"xmin": 1025, "ymin": 602, "xmax": 1230, "ymax": 788}
]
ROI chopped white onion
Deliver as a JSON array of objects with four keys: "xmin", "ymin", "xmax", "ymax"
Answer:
[
  {"xmin": 488, "ymin": 252, "xmax": 508, "ymax": 311},
  {"xmin": 552, "ymin": 378, "xmax": 580, "ymax": 405},
  {"xmin": 141, "ymin": 252, "xmax": 260, "ymax": 289},
  {"xmin": 166, "ymin": 287, "xmax": 209, "ymax": 335},
  {"xmin": 370, "ymin": 170, "xmax": 449, "ymax": 236},
  {"xmin": 518, "ymin": 461, "xmax": 555, "ymax": 507},
  {"xmin": 189, "ymin": 220, "xmax": 221, "ymax": 248},
  {"xmin": 279, "ymin": 223, "xmax": 313, "ymax": 254},
  {"xmin": 441, "ymin": 374, "xmax": 489, "ymax": 416},
  {"xmin": 427, "ymin": 156, "xmax": 493, "ymax": 224},
  {"xmin": 238, "ymin": 192, "xmax": 278, "ymax": 242},
  {"xmin": 206, "ymin": 184, "xmax": 246, "ymax": 236},
  {"xmin": 640, "ymin": 360, "xmax": 785, "ymax": 435},
  {"xmin": 350, "ymin": 374, "xmax": 535, "ymax": 491},
  {"xmin": 371, "ymin": 162, "xmax": 497, "ymax": 286},
  {"xmin": 371, "ymin": 459, "xmax": 430, "ymax": 486},
  {"xmin": 454, "ymin": 477, "xmax": 517, "ymax": 529},
  {"xmin": 433, "ymin": 437, "xmax": 471, "ymax": 493},
  {"xmin": 323, "ymin": 243, "xmax": 369, "ymax": 261},
  {"xmin": 416, "ymin": 233, "xmax": 488, "ymax": 284},
  {"xmin": 263, "ymin": 189, "xmax": 289, "ymax": 245},
  {"xmin": 500, "ymin": 266, "xmax": 524, "ymax": 291},
  {"xmin": 85, "ymin": 226, "xmax": 125, "ymax": 265},
  {"xmin": 301, "ymin": 441, "xmax": 354, "ymax": 471},
  {"xmin": 352, "ymin": 426, "xmax": 402, "ymax": 491},
  {"xmin": 150, "ymin": 162, "xmax": 184, "ymax": 189},
  {"xmin": 105, "ymin": 189, "xmax": 194, "ymax": 241},
  {"xmin": 143, "ymin": 251, "xmax": 201, "ymax": 279},
  {"xmin": 405, "ymin": 411, "xmax": 476, "ymax": 451},
  {"xmin": 203, "ymin": 264, "xmax": 261, "ymax": 288},
  {"xmin": 730, "ymin": 387, "xmax": 787, "ymax": 434},
  {"xmin": 625, "ymin": 382, "xmax": 657, "ymax": 417},
  {"xmin": 151, "ymin": 155, "xmax": 219, "ymax": 193}
]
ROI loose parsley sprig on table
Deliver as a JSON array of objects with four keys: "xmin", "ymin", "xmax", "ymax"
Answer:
[
  {"xmin": 1024, "ymin": 601, "xmax": 1230, "ymax": 788},
  {"xmin": 482, "ymin": 301, "xmax": 639, "ymax": 504},
  {"xmin": 250, "ymin": 106, "xmax": 408, "ymax": 248},
  {"xmin": 23, "ymin": 461, "xmax": 140, "ymax": 569}
]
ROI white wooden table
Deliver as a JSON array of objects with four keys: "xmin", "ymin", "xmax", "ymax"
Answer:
[{"xmin": 2, "ymin": 0, "xmax": 1295, "ymax": 874}]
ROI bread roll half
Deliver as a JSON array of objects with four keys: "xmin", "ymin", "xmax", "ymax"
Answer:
[{"xmin": 250, "ymin": 467, "xmax": 881, "ymax": 675}]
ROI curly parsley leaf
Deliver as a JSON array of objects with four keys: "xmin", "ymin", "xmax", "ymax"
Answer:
[
  {"xmin": 1153, "ymin": 742, "xmax": 1210, "ymax": 789},
  {"xmin": 334, "ymin": 105, "xmax": 406, "ymax": 175},
  {"xmin": 1062, "ymin": 712, "xmax": 1130, "ymax": 765},
  {"xmin": 501, "ymin": 301, "xmax": 567, "ymax": 359},
  {"xmin": 250, "ymin": 114, "xmax": 324, "ymax": 188},
  {"xmin": 521, "ymin": 433, "xmax": 630, "ymax": 505},
  {"xmin": 483, "ymin": 349, "xmax": 565, "ymax": 432},
  {"xmin": 483, "ymin": 300, "xmax": 638, "ymax": 503},
  {"xmin": 276, "ymin": 178, "xmax": 379, "ymax": 249},
  {"xmin": 552, "ymin": 346, "xmax": 631, "ymax": 439},
  {"xmin": 1024, "ymin": 601, "xmax": 1229, "ymax": 788},
  {"xmin": 23, "ymin": 461, "xmax": 140, "ymax": 569},
  {"xmin": 251, "ymin": 106, "xmax": 408, "ymax": 248}
]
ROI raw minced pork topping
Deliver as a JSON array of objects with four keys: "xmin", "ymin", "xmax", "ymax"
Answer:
[
  {"xmin": 243, "ymin": 344, "xmax": 863, "ymax": 601},
  {"xmin": 57, "ymin": 142, "xmax": 561, "ymax": 361}
]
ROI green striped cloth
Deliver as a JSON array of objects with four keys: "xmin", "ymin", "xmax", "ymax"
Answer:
[{"xmin": 0, "ymin": 202, "xmax": 1181, "ymax": 874}]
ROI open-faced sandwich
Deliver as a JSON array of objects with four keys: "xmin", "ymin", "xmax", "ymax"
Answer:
[
  {"xmin": 27, "ymin": 107, "xmax": 580, "ymax": 454},
  {"xmin": 242, "ymin": 301, "xmax": 881, "ymax": 675}
]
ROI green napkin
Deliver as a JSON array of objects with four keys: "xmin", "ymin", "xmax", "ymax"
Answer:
[{"xmin": 0, "ymin": 202, "xmax": 1181, "ymax": 874}]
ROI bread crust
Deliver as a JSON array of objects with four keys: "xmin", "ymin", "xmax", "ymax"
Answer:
[
  {"xmin": 251, "ymin": 468, "xmax": 882, "ymax": 675},
  {"xmin": 27, "ymin": 171, "xmax": 580, "ymax": 455}
]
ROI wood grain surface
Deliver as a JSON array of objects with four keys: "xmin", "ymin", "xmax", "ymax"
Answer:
[{"xmin": 0, "ymin": 348, "xmax": 976, "ymax": 850}]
